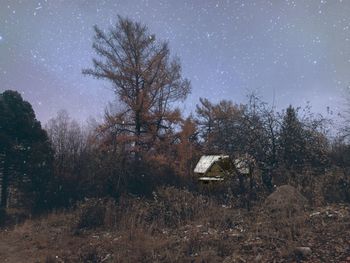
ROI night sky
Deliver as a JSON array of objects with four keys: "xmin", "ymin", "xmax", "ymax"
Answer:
[{"xmin": 1, "ymin": 0, "xmax": 349, "ymax": 124}]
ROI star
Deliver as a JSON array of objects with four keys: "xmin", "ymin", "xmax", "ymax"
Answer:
[{"xmin": 0, "ymin": 0, "xmax": 347, "ymax": 123}]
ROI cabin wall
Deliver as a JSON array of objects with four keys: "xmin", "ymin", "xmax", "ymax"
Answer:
[
  {"xmin": 205, "ymin": 163, "xmax": 225, "ymax": 177},
  {"xmin": 205, "ymin": 159, "xmax": 234, "ymax": 177}
]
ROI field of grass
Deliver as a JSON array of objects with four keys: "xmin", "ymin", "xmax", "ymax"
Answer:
[{"xmin": 0, "ymin": 186, "xmax": 350, "ymax": 262}]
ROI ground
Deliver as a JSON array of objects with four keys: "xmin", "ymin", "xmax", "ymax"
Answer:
[{"xmin": 0, "ymin": 188, "xmax": 350, "ymax": 262}]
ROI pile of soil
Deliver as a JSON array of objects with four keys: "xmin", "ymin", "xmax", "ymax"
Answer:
[
  {"xmin": 256, "ymin": 185, "xmax": 309, "ymax": 251},
  {"xmin": 263, "ymin": 185, "xmax": 308, "ymax": 216}
]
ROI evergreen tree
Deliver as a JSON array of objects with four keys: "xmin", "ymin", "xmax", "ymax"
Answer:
[
  {"xmin": 0, "ymin": 90, "xmax": 53, "ymax": 211},
  {"xmin": 279, "ymin": 105, "xmax": 305, "ymax": 169}
]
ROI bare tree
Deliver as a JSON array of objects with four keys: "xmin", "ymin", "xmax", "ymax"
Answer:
[
  {"xmin": 45, "ymin": 110, "xmax": 90, "ymax": 205},
  {"xmin": 195, "ymin": 98, "xmax": 243, "ymax": 154},
  {"xmin": 342, "ymin": 88, "xmax": 350, "ymax": 140}
]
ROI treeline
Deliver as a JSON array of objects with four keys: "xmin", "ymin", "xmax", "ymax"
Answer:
[
  {"xmin": 1, "ymin": 16, "xmax": 350, "ymax": 215},
  {"xmin": 44, "ymin": 95, "xmax": 349, "ymax": 203},
  {"xmin": 1, "ymin": 88, "xmax": 349, "ymax": 214}
]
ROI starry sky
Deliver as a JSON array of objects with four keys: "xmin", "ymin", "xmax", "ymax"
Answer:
[{"xmin": 0, "ymin": 0, "xmax": 349, "ymax": 124}]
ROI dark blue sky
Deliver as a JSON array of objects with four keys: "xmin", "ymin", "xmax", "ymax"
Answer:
[{"xmin": 0, "ymin": 0, "xmax": 349, "ymax": 123}]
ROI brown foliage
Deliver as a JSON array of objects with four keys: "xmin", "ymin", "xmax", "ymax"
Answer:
[{"xmin": 83, "ymin": 16, "xmax": 190, "ymax": 159}]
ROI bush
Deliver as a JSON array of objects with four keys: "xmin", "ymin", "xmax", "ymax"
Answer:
[
  {"xmin": 75, "ymin": 198, "xmax": 106, "ymax": 230},
  {"xmin": 146, "ymin": 187, "xmax": 209, "ymax": 227},
  {"xmin": 78, "ymin": 245, "xmax": 100, "ymax": 263},
  {"xmin": 323, "ymin": 168, "xmax": 350, "ymax": 203},
  {"xmin": 0, "ymin": 208, "xmax": 6, "ymax": 226}
]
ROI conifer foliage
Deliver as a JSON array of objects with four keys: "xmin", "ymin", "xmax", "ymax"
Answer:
[
  {"xmin": 0, "ymin": 90, "xmax": 53, "ymax": 211},
  {"xmin": 83, "ymin": 16, "xmax": 191, "ymax": 159}
]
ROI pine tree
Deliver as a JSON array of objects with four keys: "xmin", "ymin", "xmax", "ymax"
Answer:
[
  {"xmin": 0, "ymin": 90, "xmax": 53, "ymax": 211},
  {"xmin": 279, "ymin": 105, "xmax": 305, "ymax": 169}
]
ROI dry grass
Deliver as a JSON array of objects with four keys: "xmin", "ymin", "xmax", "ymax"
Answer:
[{"xmin": 0, "ymin": 186, "xmax": 350, "ymax": 262}]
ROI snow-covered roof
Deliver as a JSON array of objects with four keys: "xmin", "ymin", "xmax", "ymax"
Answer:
[
  {"xmin": 194, "ymin": 155, "xmax": 229, "ymax": 174},
  {"xmin": 198, "ymin": 177, "xmax": 225, "ymax": 181}
]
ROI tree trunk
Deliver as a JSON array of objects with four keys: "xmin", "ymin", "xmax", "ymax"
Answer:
[
  {"xmin": 0, "ymin": 155, "xmax": 9, "ymax": 209},
  {"xmin": 134, "ymin": 109, "xmax": 141, "ymax": 162}
]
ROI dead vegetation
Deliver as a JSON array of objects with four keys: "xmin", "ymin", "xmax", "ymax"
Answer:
[{"xmin": 0, "ymin": 186, "xmax": 350, "ymax": 263}]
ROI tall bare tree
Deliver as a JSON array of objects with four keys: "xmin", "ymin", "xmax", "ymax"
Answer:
[{"xmin": 45, "ymin": 110, "xmax": 92, "ymax": 205}]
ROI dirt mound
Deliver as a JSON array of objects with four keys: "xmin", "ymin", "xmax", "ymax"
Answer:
[
  {"xmin": 257, "ymin": 185, "xmax": 309, "ymax": 244},
  {"xmin": 264, "ymin": 185, "xmax": 308, "ymax": 215}
]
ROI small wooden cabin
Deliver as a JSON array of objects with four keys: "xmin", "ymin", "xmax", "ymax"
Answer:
[
  {"xmin": 194, "ymin": 154, "xmax": 253, "ymax": 183},
  {"xmin": 194, "ymin": 155, "xmax": 233, "ymax": 182}
]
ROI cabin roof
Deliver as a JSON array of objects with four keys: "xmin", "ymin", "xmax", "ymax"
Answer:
[
  {"xmin": 198, "ymin": 177, "xmax": 225, "ymax": 181},
  {"xmin": 194, "ymin": 155, "xmax": 229, "ymax": 174}
]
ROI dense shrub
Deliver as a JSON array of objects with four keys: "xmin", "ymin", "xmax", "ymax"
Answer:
[
  {"xmin": 146, "ymin": 187, "xmax": 210, "ymax": 227},
  {"xmin": 69, "ymin": 187, "xmax": 241, "ymax": 234},
  {"xmin": 75, "ymin": 198, "xmax": 106, "ymax": 230},
  {"xmin": 0, "ymin": 207, "xmax": 6, "ymax": 226},
  {"xmin": 78, "ymin": 245, "xmax": 100, "ymax": 263},
  {"xmin": 323, "ymin": 168, "xmax": 350, "ymax": 203}
]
